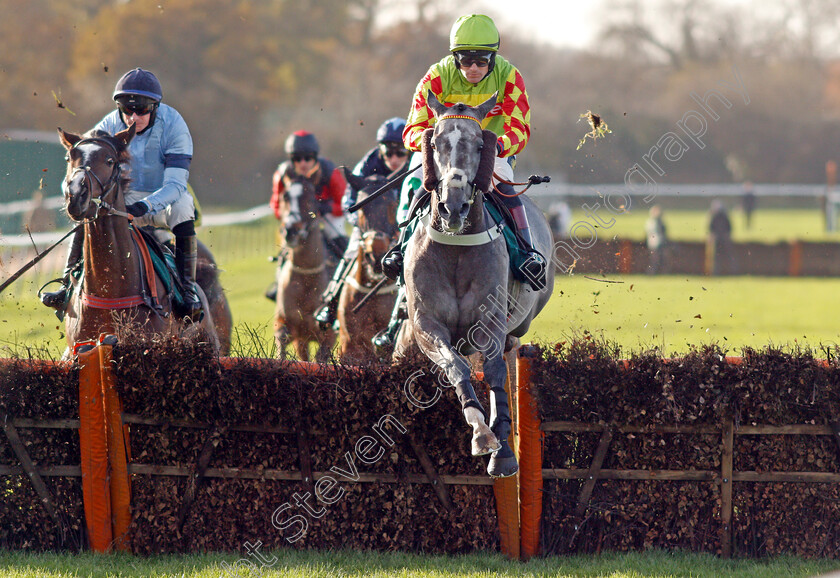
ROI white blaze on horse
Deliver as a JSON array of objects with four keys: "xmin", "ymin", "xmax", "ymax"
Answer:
[
  {"xmin": 57, "ymin": 126, "xmax": 231, "ymax": 357},
  {"xmin": 396, "ymin": 92, "xmax": 555, "ymax": 478}
]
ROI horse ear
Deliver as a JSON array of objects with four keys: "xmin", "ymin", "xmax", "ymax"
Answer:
[
  {"xmin": 342, "ymin": 166, "xmax": 366, "ymax": 193},
  {"xmin": 114, "ymin": 123, "xmax": 136, "ymax": 146},
  {"xmin": 475, "ymin": 92, "xmax": 498, "ymax": 121},
  {"xmin": 57, "ymin": 127, "xmax": 80, "ymax": 151},
  {"xmin": 426, "ymin": 90, "xmax": 448, "ymax": 118}
]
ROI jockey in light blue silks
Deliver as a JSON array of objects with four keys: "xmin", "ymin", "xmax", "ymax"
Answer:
[{"xmin": 41, "ymin": 68, "xmax": 202, "ymax": 319}]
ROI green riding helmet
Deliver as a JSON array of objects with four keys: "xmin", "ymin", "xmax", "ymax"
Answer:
[
  {"xmin": 449, "ymin": 14, "xmax": 500, "ymax": 52},
  {"xmin": 450, "ymin": 14, "xmax": 500, "ymax": 77}
]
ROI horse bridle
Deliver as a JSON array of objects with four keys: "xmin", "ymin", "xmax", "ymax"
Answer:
[
  {"xmin": 432, "ymin": 114, "xmax": 485, "ymax": 205},
  {"xmin": 66, "ymin": 137, "xmax": 131, "ymax": 220}
]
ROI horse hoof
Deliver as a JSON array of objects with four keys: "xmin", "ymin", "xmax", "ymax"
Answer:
[
  {"xmin": 471, "ymin": 432, "xmax": 502, "ymax": 456},
  {"xmin": 487, "ymin": 452, "xmax": 519, "ymax": 478}
]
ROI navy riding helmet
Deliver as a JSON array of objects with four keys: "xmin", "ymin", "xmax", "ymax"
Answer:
[
  {"xmin": 113, "ymin": 68, "xmax": 162, "ymax": 126},
  {"xmin": 285, "ymin": 131, "xmax": 320, "ymax": 156},
  {"xmin": 113, "ymin": 68, "xmax": 162, "ymax": 104},
  {"xmin": 376, "ymin": 117, "xmax": 406, "ymax": 144}
]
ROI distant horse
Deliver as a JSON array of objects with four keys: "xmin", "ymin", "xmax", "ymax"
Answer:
[
  {"xmin": 337, "ymin": 172, "xmax": 400, "ymax": 363},
  {"xmin": 395, "ymin": 92, "xmax": 555, "ymax": 478},
  {"xmin": 57, "ymin": 127, "xmax": 231, "ymax": 355},
  {"xmin": 273, "ymin": 176, "xmax": 336, "ymax": 361}
]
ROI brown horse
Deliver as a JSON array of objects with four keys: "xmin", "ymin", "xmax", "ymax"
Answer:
[
  {"xmin": 337, "ymin": 172, "xmax": 400, "ymax": 363},
  {"xmin": 273, "ymin": 176, "xmax": 336, "ymax": 361},
  {"xmin": 58, "ymin": 126, "xmax": 232, "ymax": 356}
]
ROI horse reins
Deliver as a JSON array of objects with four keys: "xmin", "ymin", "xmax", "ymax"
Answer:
[
  {"xmin": 491, "ymin": 173, "xmax": 552, "ymax": 197},
  {"xmin": 68, "ymin": 137, "xmax": 134, "ymax": 220},
  {"xmin": 434, "ymin": 114, "xmax": 551, "ymax": 198},
  {"xmin": 1, "ymin": 138, "xmax": 133, "ymax": 296},
  {"xmin": 67, "ymin": 138, "xmax": 153, "ymax": 311}
]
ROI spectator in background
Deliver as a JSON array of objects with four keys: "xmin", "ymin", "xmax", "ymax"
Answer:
[
  {"xmin": 741, "ymin": 181, "xmax": 756, "ymax": 229},
  {"xmin": 645, "ymin": 204, "xmax": 668, "ymax": 274},
  {"xmin": 708, "ymin": 200, "xmax": 735, "ymax": 275},
  {"xmin": 548, "ymin": 199, "xmax": 572, "ymax": 240}
]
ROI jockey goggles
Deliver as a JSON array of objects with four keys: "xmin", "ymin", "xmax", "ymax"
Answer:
[
  {"xmin": 454, "ymin": 50, "xmax": 492, "ymax": 68},
  {"xmin": 291, "ymin": 153, "xmax": 317, "ymax": 163},
  {"xmin": 116, "ymin": 97, "xmax": 156, "ymax": 116},
  {"xmin": 380, "ymin": 143, "xmax": 407, "ymax": 158}
]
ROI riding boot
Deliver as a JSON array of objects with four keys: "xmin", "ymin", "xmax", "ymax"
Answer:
[
  {"xmin": 515, "ymin": 223, "xmax": 548, "ymax": 291},
  {"xmin": 382, "ymin": 188, "xmax": 432, "ymax": 282},
  {"xmin": 498, "ymin": 183, "xmax": 547, "ymax": 291},
  {"xmin": 380, "ymin": 245, "xmax": 403, "ymax": 281},
  {"xmin": 175, "ymin": 234, "xmax": 203, "ymax": 321},
  {"xmin": 41, "ymin": 228, "xmax": 83, "ymax": 310},
  {"xmin": 372, "ymin": 287, "xmax": 407, "ymax": 355}
]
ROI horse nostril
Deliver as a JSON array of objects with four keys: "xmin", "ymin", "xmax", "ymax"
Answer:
[
  {"xmin": 437, "ymin": 202, "xmax": 450, "ymax": 220},
  {"xmin": 459, "ymin": 203, "xmax": 470, "ymax": 217}
]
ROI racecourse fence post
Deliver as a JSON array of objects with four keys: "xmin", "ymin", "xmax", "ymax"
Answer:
[
  {"xmin": 720, "ymin": 415, "xmax": 735, "ymax": 558},
  {"xmin": 516, "ymin": 345, "xmax": 543, "ymax": 560},
  {"xmin": 98, "ymin": 335, "xmax": 132, "ymax": 551},
  {"xmin": 619, "ymin": 239, "xmax": 633, "ymax": 274},
  {"xmin": 493, "ymin": 351, "xmax": 520, "ymax": 560},
  {"xmin": 788, "ymin": 240, "xmax": 803, "ymax": 277},
  {"xmin": 77, "ymin": 340, "xmax": 113, "ymax": 552}
]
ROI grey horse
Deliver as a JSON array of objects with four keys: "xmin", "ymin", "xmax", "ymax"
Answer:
[{"xmin": 395, "ymin": 92, "xmax": 555, "ymax": 477}]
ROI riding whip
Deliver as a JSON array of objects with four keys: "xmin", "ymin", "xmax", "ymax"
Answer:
[
  {"xmin": 347, "ymin": 164, "xmax": 420, "ymax": 214},
  {"xmin": 0, "ymin": 225, "xmax": 83, "ymax": 295},
  {"xmin": 350, "ymin": 276, "xmax": 392, "ymax": 314}
]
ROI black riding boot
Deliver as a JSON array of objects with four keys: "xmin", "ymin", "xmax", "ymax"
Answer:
[
  {"xmin": 175, "ymin": 234, "xmax": 202, "ymax": 320},
  {"xmin": 372, "ymin": 287, "xmax": 407, "ymax": 355},
  {"xmin": 497, "ymin": 183, "xmax": 547, "ymax": 291},
  {"xmin": 381, "ymin": 244, "xmax": 403, "ymax": 281},
  {"xmin": 40, "ymin": 228, "xmax": 83, "ymax": 310},
  {"xmin": 515, "ymin": 226, "xmax": 548, "ymax": 291}
]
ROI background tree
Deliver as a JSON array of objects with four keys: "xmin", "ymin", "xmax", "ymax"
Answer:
[{"xmin": 1, "ymin": 0, "xmax": 840, "ymax": 205}]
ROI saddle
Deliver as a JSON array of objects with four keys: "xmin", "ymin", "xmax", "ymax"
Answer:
[
  {"xmin": 134, "ymin": 227, "xmax": 187, "ymax": 311},
  {"xmin": 52, "ymin": 227, "xmax": 186, "ymax": 321}
]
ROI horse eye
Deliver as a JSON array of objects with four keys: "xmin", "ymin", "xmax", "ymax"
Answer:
[{"xmin": 106, "ymin": 158, "xmax": 116, "ymax": 166}]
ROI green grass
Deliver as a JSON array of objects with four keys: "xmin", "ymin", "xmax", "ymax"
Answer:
[
  {"xmin": 525, "ymin": 274, "xmax": 840, "ymax": 356},
  {"xmin": 5, "ymin": 216, "xmax": 840, "ymax": 357},
  {"xmin": 1, "ymin": 548, "xmax": 839, "ymax": 577},
  {"xmin": 571, "ymin": 207, "xmax": 836, "ymax": 243}
]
